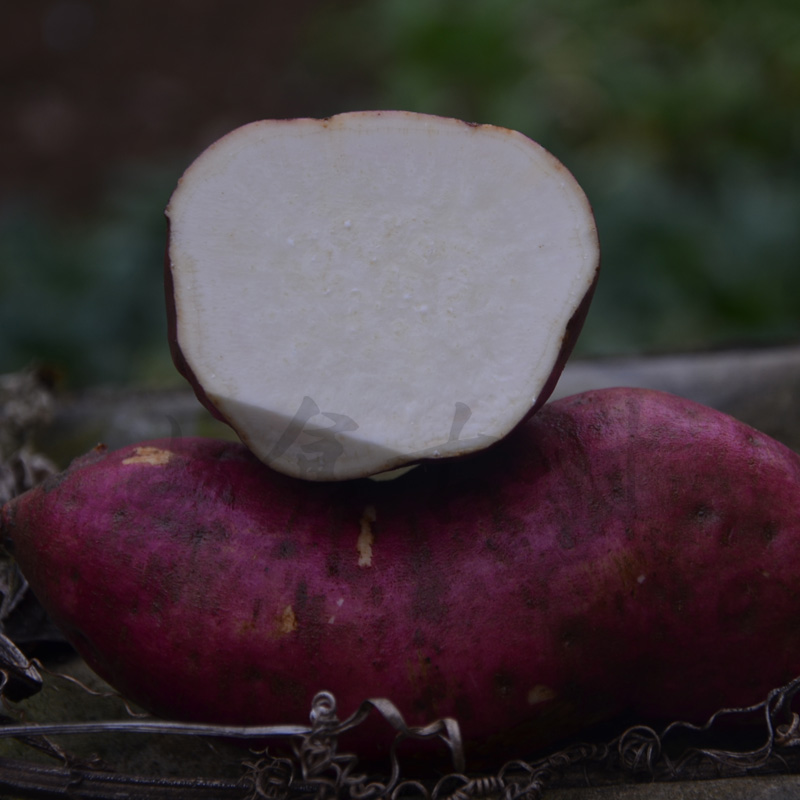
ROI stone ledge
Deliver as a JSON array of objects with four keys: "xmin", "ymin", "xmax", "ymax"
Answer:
[
  {"xmin": 40, "ymin": 344, "xmax": 800, "ymax": 464},
  {"xmin": 549, "ymin": 774, "xmax": 800, "ymax": 799}
]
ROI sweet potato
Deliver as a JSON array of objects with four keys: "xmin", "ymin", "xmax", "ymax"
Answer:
[
  {"xmin": 2, "ymin": 387, "xmax": 800, "ymax": 764},
  {"xmin": 165, "ymin": 111, "xmax": 600, "ymax": 481}
]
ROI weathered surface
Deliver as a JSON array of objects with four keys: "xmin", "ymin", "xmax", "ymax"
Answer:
[{"xmin": 36, "ymin": 346, "xmax": 800, "ymax": 473}]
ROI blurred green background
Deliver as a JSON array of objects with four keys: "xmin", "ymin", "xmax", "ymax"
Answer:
[{"xmin": 2, "ymin": 0, "xmax": 799, "ymax": 388}]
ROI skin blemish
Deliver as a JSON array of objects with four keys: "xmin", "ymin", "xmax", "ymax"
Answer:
[
  {"xmin": 357, "ymin": 505, "xmax": 376, "ymax": 567},
  {"xmin": 122, "ymin": 447, "xmax": 174, "ymax": 466},
  {"xmin": 527, "ymin": 685, "xmax": 558, "ymax": 705},
  {"xmin": 558, "ymin": 528, "xmax": 576, "ymax": 550},
  {"xmin": 276, "ymin": 605, "xmax": 298, "ymax": 635},
  {"xmin": 493, "ymin": 670, "xmax": 515, "ymax": 699}
]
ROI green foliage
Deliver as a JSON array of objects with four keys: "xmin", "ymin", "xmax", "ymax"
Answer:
[
  {"xmin": 3, "ymin": 0, "xmax": 799, "ymax": 386},
  {"xmin": 0, "ymin": 163, "xmax": 182, "ymax": 386},
  {"xmin": 307, "ymin": 0, "xmax": 800, "ymax": 355}
]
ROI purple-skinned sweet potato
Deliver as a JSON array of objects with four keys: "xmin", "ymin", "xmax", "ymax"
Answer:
[{"xmin": 2, "ymin": 387, "xmax": 800, "ymax": 764}]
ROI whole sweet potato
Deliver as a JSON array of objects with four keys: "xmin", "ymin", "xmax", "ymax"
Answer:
[{"xmin": 2, "ymin": 387, "xmax": 800, "ymax": 763}]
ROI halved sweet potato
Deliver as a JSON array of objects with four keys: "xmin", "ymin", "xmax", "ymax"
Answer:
[{"xmin": 165, "ymin": 111, "xmax": 599, "ymax": 480}]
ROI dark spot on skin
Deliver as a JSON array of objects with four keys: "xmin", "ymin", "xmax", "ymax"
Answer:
[
  {"xmin": 217, "ymin": 446, "xmax": 246, "ymax": 462},
  {"xmin": 274, "ymin": 539, "xmax": 296, "ymax": 559},
  {"xmin": 218, "ymin": 484, "xmax": 234, "ymax": 507},
  {"xmin": 610, "ymin": 470, "xmax": 625, "ymax": 499},
  {"xmin": 491, "ymin": 506, "xmax": 525, "ymax": 541},
  {"xmin": 153, "ymin": 515, "xmax": 176, "ymax": 533},
  {"xmin": 326, "ymin": 550, "xmax": 341, "ymax": 578},
  {"xmin": 292, "ymin": 581, "xmax": 326, "ymax": 652},
  {"xmin": 588, "ymin": 498, "xmax": 603, "ymax": 515},
  {"xmin": 294, "ymin": 580, "xmax": 308, "ymax": 612},
  {"xmin": 493, "ymin": 670, "xmax": 515, "ymax": 699},
  {"xmin": 146, "ymin": 481, "xmax": 179, "ymax": 501},
  {"xmin": 251, "ymin": 598, "xmax": 262, "ymax": 622},
  {"xmin": 187, "ymin": 522, "xmax": 229, "ymax": 547},
  {"xmin": 413, "ymin": 628, "xmax": 425, "ymax": 647},
  {"xmin": 520, "ymin": 584, "xmax": 536, "ymax": 609},
  {"xmin": 370, "ymin": 614, "xmax": 390, "ymax": 642},
  {"xmin": 410, "ymin": 543, "xmax": 448, "ymax": 624},
  {"xmin": 70, "ymin": 567, "xmax": 80, "ymax": 583},
  {"xmin": 560, "ymin": 618, "xmax": 586, "ymax": 649},
  {"xmin": 167, "ymin": 575, "xmax": 183, "ymax": 605},
  {"xmin": 693, "ymin": 504, "xmax": 715, "ymax": 523},
  {"xmin": 485, "ymin": 538, "xmax": 499, "ymax": 552},
  {"xmin": 242, "ymin": 664, "xmax": 265, "ymax": 683},
  {"xmin": 558, "ymin": 528, "xmax": 576, "ymax": 550},
  {"xmin": 370, "ymin": 584, "xmax": 384, "ymax": 607},
  {"xmin": 763, "ymin": 523, "xmax": 778, "ymax": 543}
]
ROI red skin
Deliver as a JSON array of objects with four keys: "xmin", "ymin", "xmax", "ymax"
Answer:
[{"xmin": 3, "ymin": 387, "xmax": 800, "ymax": 766}]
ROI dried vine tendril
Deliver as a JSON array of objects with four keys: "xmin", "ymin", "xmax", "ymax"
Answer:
[
  {"xmin": 240, "ymin": 691, "xmax": 464, "ymax": 800},
  {"xmin": 0, "ymin": 658, "xmax": 799, "ymax": 798},
  {"xmin": 237, "ymin": 674, "xmax": 800, "ymax": 800}
]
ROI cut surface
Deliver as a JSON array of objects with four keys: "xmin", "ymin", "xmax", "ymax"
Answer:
[{"xmin": 166, "ymin": 111, "xmax": 599, "ymax": 480}]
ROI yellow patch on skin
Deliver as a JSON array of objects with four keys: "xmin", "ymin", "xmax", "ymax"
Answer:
[
  {"xmin": 276, "ymin": 605, "xmax": 298, "ymax": 635},
  {"xmin": 527, "ymin": 685, "xmax": 558, "ymax": 705},
  {"xmin": 357, "ymin": 505, "xmax": 376, "ymax": 567},
  {"xmin": 122, "ymin": 446, "xmax": 174, "ymax": 466}
]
